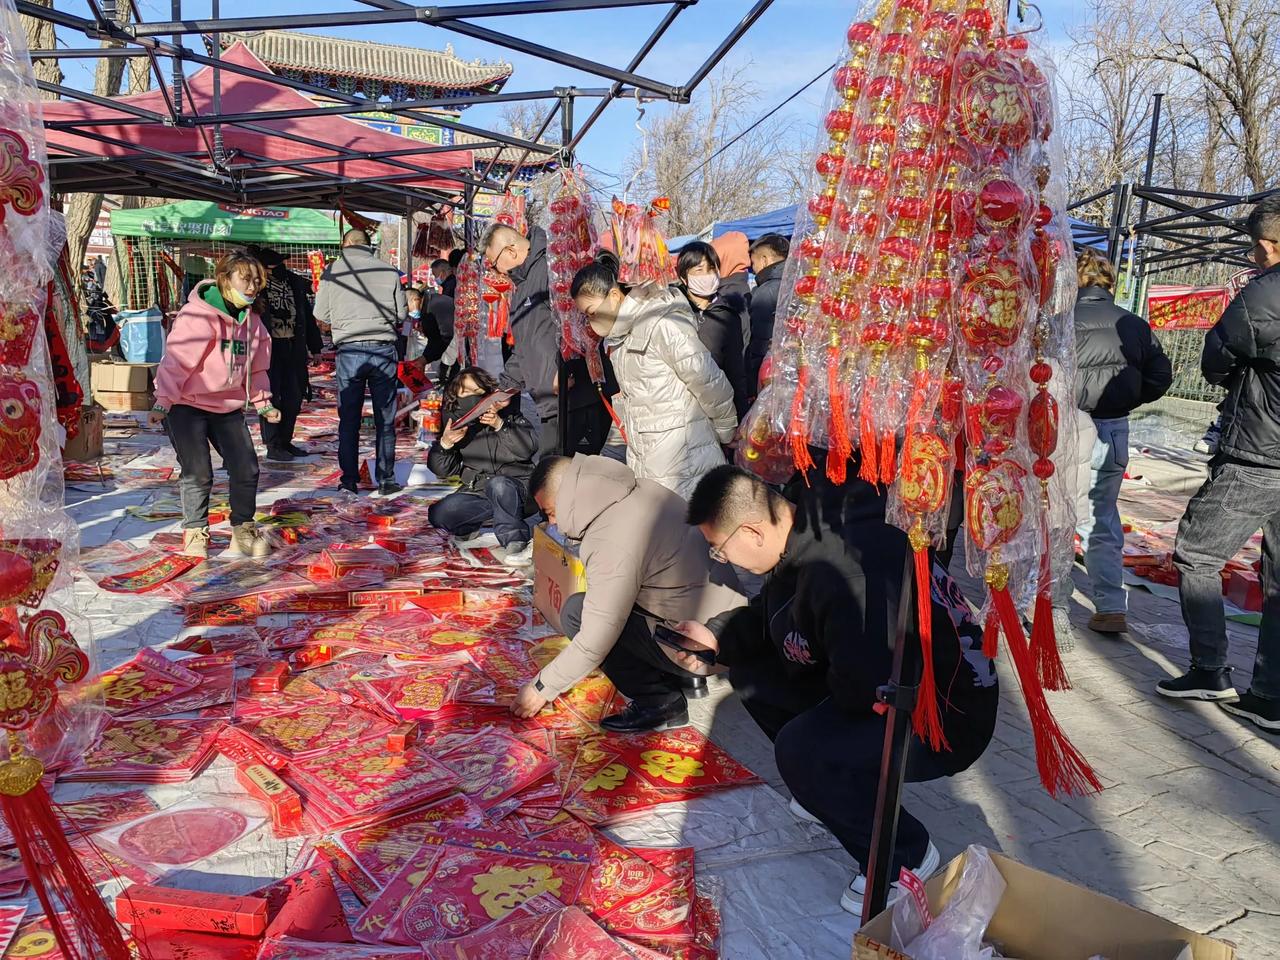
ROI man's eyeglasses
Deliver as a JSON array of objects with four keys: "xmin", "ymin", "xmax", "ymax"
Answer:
[{"xmin": 708, "ymin": 523, "xmax": 745, "ymax": 564}]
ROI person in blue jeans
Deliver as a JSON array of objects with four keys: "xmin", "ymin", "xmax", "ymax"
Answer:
[
  {"xmin": 1159, "ymin": 195, "xmax": 1280, "ymax": 733},
  {"xmin": 313, "ymin": 229, "xmax": 406, "ymax": 497},
  {"xmin": 1072, "ymin": 247, "xmax": 1172, "ymax": 634},
  {"xmin": 427, "ymin": 367, "xmax": 537, "ymax": 567}
]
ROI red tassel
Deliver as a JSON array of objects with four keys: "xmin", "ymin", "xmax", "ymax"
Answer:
[
  {"xmin": 997, "ymin": 596, "xmax": 1103, "ymax": 798},
  {"xmin": 1, "ymin": 784, "xmax": 133, "ymax": 959},
  {"xmin": 858, "ymin": 380, "xmax": 879, "ymax": 484},
  {"xmin": 827, "ymin": 345, "xmax": 851, "ymax": 485},
  {"xmin": 982, "ymin": 610, "xmax": 999, "ymax": 659},
  {"xmin": 1031, "ymin": 524, "xmax": 1070, "ymax": 691},
  {"xmin": 879, "ymin": 430, "xmax": 897, "ymax": 485},
  {"xmin": 910, "ymin": 544, "xmax": 948, "ymax": 751},
  {"xmin": 790, "ymin": 360, "xmax": 816, "ymax": 476}
]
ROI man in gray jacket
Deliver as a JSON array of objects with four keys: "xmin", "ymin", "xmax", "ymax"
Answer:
[
  {"xmin": 510, "ymin": 455, "xmax": 745, "ymax": 732},
  {"xmin": 314, "ymin": 229, "xmax": 407, "ymax": 497}
]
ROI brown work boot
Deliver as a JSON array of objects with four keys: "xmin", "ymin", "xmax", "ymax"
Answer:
[
  {"xmin": 227, "ymin": 523, "xmax": 271, "ymax": 559},
  {"xmin": 1088, "ymin": 611, "xmax": 1127, "ymax": 634},
  {"xmin": 182, "ymin": 527, "xmax": 210, "ymax": 559}
]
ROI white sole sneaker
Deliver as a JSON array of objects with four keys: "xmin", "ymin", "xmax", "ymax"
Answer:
[
  {"xmin": 1220, "ymin": 700, "xmax": 1280, "ymax": 731},
  {"xmin": 454, "ymin": 532, "xmax": 501, "ymax": 550},
  {"xmin": 1155, "ymin": 685, "xmax": 1239, "ymax": 701},
  {"xmin": 789, "ymin": 797, "xmax": 825, "ymax": 826},
  {"xmin": 840, "ymin": 841, "xmax": 940, "ymax": 917}
]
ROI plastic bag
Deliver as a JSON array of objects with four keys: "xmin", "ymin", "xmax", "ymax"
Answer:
[{"xmin": 901, "ymin": 845, "xmax": 1005, "ymax": 960}]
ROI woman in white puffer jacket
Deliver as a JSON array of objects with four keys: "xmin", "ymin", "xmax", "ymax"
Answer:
[{"xmin": 571, "ymin": 263, "xmax": 738, "ymax": 499}]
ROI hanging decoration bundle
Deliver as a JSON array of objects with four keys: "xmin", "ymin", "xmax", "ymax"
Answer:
[
  {"xmin": 739, "ymin": 0, "xmax": 1097, "ymax": 797},
  {"xmin": 453, "ymin": 254, "xmax": 484, "ymax": 368},
  {"xmin": 546, "ymin": 167, "xmax": 605, "ymax": 383},
  {"xmin": 0, "ymin": 4, "xmax": 134, "ymax": 955},
  {"xmin": 609, "ymin": 197, "xmax": 675, "ymax": 286}
]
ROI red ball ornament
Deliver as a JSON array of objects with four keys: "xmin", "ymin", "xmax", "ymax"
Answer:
[
  {"xmin": 795, "ymin": 274, "xmax": 821, "ymax": 300},
  {"xmin": 980, "ymin": 383, "xmax": 1023, "ymax": 439},
  {"xmin": 798, "ymin": 233, "xmax": 826, "ymax": 261},
  {"xmin": 847, "ymin": 21, "xmax": 880, "ymax": 49},
  {"xmin": 844, "ymin": 164, "xmax": 888, "ymax": 191},
  {"xmin": 1033, "ymin": 458, "xmax": 1056, "ymax": 480},
  {"xmin": 825, "ymin": 108, "xmax": 855, "ymax": 137},
  {"xmin": 834, "ymin": 65, "xmax": 866, "ymax": 99},
  {"xmin": 977, "ymin": 178, "xmax": 1030, "ymax": 232},
  {"xmin": 815, "ymin": 152, "xmax": 845, "ymax": 178},
  {"xmin": 1029, "ymin": 361, "xmax": 1052, "ymax": 384},
  {"xmin": 808, "ymin": 194, "xmax": 836, "ymax": 220},
  {"xmin": 821, "ymin": 295, "xmax": 858, "ymax": 323}
]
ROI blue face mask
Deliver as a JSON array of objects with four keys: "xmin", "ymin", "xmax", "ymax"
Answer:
[{"xmin": 409, "ymin": 310, "xmax": 421, "ymax": 319}]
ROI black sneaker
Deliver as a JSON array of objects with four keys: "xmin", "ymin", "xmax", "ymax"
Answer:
[
  {"xmin": 1220, "ymin": 691, "xmax": 1280, "ymax": 732},
  {"xmin": 285, "ymin": 443, "xmax": 311, "ymax": 458},
  {"xmin": 265, "ymin": 447, "xmax": 294, "ymax": 462},
  {"xmin": 600, "ymin": 698, "xmax": 689, "ymax": 733},
  {"xmin": 668, "ymin": 675, "xmax": 709, "ymax": 700},
  {"xmin": 373, "ymin": 482, "xmax": 404, "ymax": 499},
  {"xmin": 337, "ymin": 482, "xmax": 358, "ymax": 495},
  {"xmin": 1155, "ymin": 667, "xmax": 1238, "ymax": 701}
]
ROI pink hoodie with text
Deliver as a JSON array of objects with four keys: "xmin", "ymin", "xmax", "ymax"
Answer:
[{"xmin": 153, "ymin": 281, "xmax": 273, "ymax": 414}]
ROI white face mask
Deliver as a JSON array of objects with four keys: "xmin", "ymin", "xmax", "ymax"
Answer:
[{"xmin": 687, "ymin": 274, "xmax": 720, "ymax": 298}]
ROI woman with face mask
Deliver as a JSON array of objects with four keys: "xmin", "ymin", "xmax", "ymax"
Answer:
[
  {"xmin": 150, "ymin": 251, "xmax": 278, "ymax": 559},
  {"xmin": 571, "ymin": 263, "xmax": 738, "ymax": 500},
  {"xmin": 676, "ymin": 242, "xmax": 749, "ymax": 417},
  {"xmin": 427, "ymin": 367, "xmax": 539, "ymax": 566}
]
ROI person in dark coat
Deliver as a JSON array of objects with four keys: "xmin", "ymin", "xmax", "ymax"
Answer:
[
  {"xmin": 711, "ymin": 231, "xmax": 753, "ymax": 349},
  {"xmin": 1159, "ymin": 194, "xmax": 1280, "ymax": 732},
  {"xmin": 443, "ymin": 251, "xmax": 463, "ymax": 299},
  {"xmin": 249, "ymin": 246, "xmax": 322, "ymax": 461},
  {"xmin": 672, "ymin": 465, "xmax": 998, "ymax": 916},
  {"xmin": 1072, "ymin": 247, "xmax": 1172, "ymax": 635},
  {"xmin": 675, "ymin": 242, "xmax": 749, "ymax": 418},
  {"xmin": 427, "ymin": 366, "xmax": 537, "ymax": 565},
  {"xmin": 745, "ymin": 233, "xmax": 789, "ymax": 398}
]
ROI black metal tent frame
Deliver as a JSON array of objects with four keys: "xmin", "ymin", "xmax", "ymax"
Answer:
[{"xmin": 20, "ymin": 0, "xmax": 776, "ymax": 215}]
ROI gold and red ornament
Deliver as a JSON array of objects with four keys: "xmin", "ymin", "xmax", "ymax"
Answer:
[
  {"xmin": 481, "ymin": 265, "xmax": 515, "ymax": 346},
  {"xmin": 453, "ymin": 255, "xmax": 483, "ymax": 367},
  {"xmin": 546, "ymin": 168, "xmax": 604, "ymax": 383},
  {"xmin": 609, "ymin": 198, "xmax": 674, "ymax": 286},
  {"xmin": 307, "ymin": 251, "xmax": 326, "ymax": 292}
]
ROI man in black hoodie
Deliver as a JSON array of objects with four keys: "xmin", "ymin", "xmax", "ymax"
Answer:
[
  {"xmin": 1159, "ymin": 194, "xmax": 1280, "ymax": 732},
  {"xmin": 671, "ymin": 465, "xmax": 998, "ymax": 916},
  {"xmin": 745, "ymin": 234, "xmax": 789, "ymax": 398}
]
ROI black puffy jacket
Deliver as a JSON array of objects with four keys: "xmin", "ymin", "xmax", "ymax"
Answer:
[
  {"xmin": 426, "ymin": 408, "xmax": 537, "ymax": 490},
  {"xmin": 745, "ymin": 259, "xmax": 785, "ymax": 396},
  {"xmin": 1074, "ymin": 285, "xmax": 1172, "ymax": 419},
  {"xmin": 680, "ymin": 288, "xmax": 749, "ymax": 418},
  {"xmin": 1203, "ymin": 265, "xmax": 1280, "ymax": 468}
]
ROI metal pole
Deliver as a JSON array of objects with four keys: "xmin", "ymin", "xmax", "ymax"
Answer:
[
  {"xmin": 861, "ymin": 551, "xmax": 920, "ymax": 923},
  {"xmin": 170, "ymin": 0, "xmax": 183, "ymax": 117},
  {"xmin": 557, "ymin": 92, "xmax": 574, "ymax": 456},
  {"xmin": 211, "ymin": 0, "xmax": 224, "ymax": 161},
  {"xmin": 1132, "ymin": 93, "xmax": 1163, "ymax": 317},
  {"xmin": 405, "ymin": 198, "xmax": 414, "ymax": 281}
]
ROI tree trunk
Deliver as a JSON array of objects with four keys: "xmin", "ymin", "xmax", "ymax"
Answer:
[{"xmin": 20, "ymin": 1, "xmax": 63, "ymax": 97}]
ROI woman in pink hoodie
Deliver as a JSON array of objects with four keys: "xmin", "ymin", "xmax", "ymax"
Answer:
[{"xmin": 151, "ymin": 251, "xmax": 278, "ymax": 558}]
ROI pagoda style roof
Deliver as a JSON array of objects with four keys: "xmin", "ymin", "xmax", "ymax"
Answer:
[{"xmin": 220, "ymin": 30, "xmax": 512, "ymax": 100}]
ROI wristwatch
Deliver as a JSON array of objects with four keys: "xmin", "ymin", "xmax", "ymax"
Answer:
[{"xmin": 533, "ymin": 677, "xmax": 546, "ymax": 694}]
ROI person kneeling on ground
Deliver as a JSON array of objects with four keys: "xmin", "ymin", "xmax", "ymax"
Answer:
[
  {"xmin": 671, "ymin": 465, "xmax": 999, "ymax": 917},
  {"xmin": 510, "ymin": 455, "xmax": 745, "ymax": 732},
  {"xmin": 151, "ymin": 251, "xmax": 278, "ymax": 561},
  {"xmin": 427, "ymin": 367, "xmax": 537, "ymax": 567}
]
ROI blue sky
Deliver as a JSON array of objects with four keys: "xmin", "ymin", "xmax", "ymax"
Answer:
[{"xmin": 55, "ymin": 0, "xmax": 1091, "ymax": 192}]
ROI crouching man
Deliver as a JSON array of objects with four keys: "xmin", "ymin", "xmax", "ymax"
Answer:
[
  {"xmin": 510, "ymin": 455, "xmax": 744, "ymax": 732},
  {"xmin": 671, "ymin": 465, "xmax": 1000, "ymax": 916}
]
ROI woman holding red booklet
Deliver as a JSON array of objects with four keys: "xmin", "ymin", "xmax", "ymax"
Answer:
[{"xmin": 427, "ymin": 367, "xmax": 538, "ymax": 566}]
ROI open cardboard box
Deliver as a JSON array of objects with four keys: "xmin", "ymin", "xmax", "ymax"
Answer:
[
  {"xmin": 532, "ymin": 523, "xmax": 586, "ymax": 633},
  {"xmin": 855, "ymin": 850, "xmax": 1236, "ymax": 960}
]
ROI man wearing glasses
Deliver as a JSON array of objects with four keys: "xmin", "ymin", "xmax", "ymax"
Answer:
[
  {"xmin": 1160, "ymin": 193, "xmax": 1280, "ymax": 732},
  {"xmin": 510, "ymin": 455, "xmax": 744, "ymax": 732},
  {"xmin": 673, "ymin": 464, "xmax": 998, "ymax": 917}
]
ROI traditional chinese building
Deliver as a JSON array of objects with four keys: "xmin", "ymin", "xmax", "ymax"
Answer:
[{"xmin": 220, "ymin": 30, "xmax": 557, "ymax": 184}]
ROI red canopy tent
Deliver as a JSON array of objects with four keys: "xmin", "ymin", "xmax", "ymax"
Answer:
[{"xmin": 41, "ymin": 43, "xmax": 475, "ymax": 213}]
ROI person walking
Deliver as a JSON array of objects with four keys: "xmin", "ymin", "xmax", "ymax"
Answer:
[
  {"xmin": 250, "ymin": 246, "xmax": 320, "ymax": 461},
  {"xmin": 571, "ymin": 263, "xmax": 737, "ymax": 500},
  {"xmin": 150, "ymin": 251, "xmax": 277, "ymax": 559},
  {"xmin": 745, "ymin": 233, "xmax": 789, "ymax": 398},
  {"xmin": 1158, "ymin": 195, "xmax": 1280, "ymax": 732},
  {"xmin": 427, "ymin": 367, "xmax": 538, "ymax": 566},
  {"xmin": 314, "ymin": 229, "xmax": 406, "ymax": 497},
  {"xmin": 1073, "ymin": 247, "xmax": 1172, "ymax": 634},
  {"xmin": 676, "ymin": 242, "xmax": 749, "ymax": 417}
]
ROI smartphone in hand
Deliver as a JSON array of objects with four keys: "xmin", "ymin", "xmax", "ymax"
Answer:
[{"xmin": 653, "ymin": 623, "xmax": 716, "ymax": 666}]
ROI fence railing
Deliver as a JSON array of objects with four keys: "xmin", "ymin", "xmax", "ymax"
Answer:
[{"xmin": 1152, "ymin": 328, "xmax": 1225, "ymax": 404}]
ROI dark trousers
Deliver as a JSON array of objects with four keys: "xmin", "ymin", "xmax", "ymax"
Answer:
[
  {"xmin": 336, "ymin": 340, "xmax": 399, "ymax": 487},
  {"xmin": 427, "ymin": 476, "xmax": 531, "ymax": 548},
  {"xmin": 536, "ymin": 414, "xmax": 560, "ymax": 461},
  {"xmin": 567, "ymin": 403, "xmax": 610, "ymax": 456},
  {"xmin": 1174, "ymin": 461, "xmax": 1280, "ymax": 700},
  {"xmin": 261, "ymin": 337, "xmax": 303, "ymax": 452},
  {"xmin": 166, "ymin": 404, "xmax": 259, "ymax": 529},
  {"xmin": 560, "ymin": 592, "xmax": 699, "ymax": 708},
  {"xmin": 730, "ymin": 659, "xmax": 971, "ymax": 878}
]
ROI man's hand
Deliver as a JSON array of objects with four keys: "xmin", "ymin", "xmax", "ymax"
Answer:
[
  {"xmin": 511, "ymin": 681, "xmax": 549, "ymax": 719},
  {"xmin": 551, "ymin": 371, "xmax": 559, "ymax": 396},
  {"xmin": 147, "ymin": 409, "xmax": 167, "ymax": 426},
  {"xmin": 261, "ymin": 408, "xmax": 282, "ymax": 424},
  {"xmin": 479, "ymin": 407, "xmax": 503, "ymax": 431},
  {"xmin": 659, "ymin": 621, "xmax": 723, "ymax": 677},
  {"xmin": 439, "ymin": 419, "xmax": 468, "ymax": 449}
]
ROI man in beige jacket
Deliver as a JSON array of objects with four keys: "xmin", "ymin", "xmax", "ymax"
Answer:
[{"xmin": 511, "ymin": 455, "xmax": 745, "ymax": 732}]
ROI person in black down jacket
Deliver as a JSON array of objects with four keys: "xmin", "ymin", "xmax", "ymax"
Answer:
[
  {"xmin": 745, "ymin": 233, "xmax": 789, "ymax": 399},
  {"xmin": 1158, "ymin": 194, "xmax": 1280, "ymax": 733},
  {"xmin": 676, "ymin": 242, "xmax": 749, "ymax": 418},
  {"xmin": 1073, "ymin": 247, "xmax": 1172, "ymax": 635},
  {"xmin": 427, "ymin": 367, "xmax": 537, "ymax": 566}
]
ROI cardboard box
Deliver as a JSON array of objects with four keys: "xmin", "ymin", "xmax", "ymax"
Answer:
[
  {"xmin": 62, "ymin": 404, "xmax": 103, "ymax": 461},
  {"xmin": 117, "ymin": 884, "xmax": 268, "ymax": 937},
  {"xmin": 94, "ymin": 389, "xmax": 153, "ymax": 412},
  {"xmin": 855, "ymin": 850, "xmax": 1236, "ymax": 960},
  {"xmin": 532, "ymin": 523, "xmax": 586, "ymax": 633},
  {"xmin": 92, "ymin": 360, "xmax": 155, "ymax": 393}
]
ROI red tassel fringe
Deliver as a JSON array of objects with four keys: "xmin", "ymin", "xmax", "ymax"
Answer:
[
  {"xmin": 910, "ymin": 546, "xmax": 948, "ymax": 751},
  {"xmin": 827, "ymin": 346, "xmax": 851, "ymax": 485},
  {"xmin": 1, "ymin": 785, "xmax": 133, "ymax": 960},
  {"xmin": 879, "ymin": 430, "xmax": 897, "ymax": 485},
  {"xmin": 1031, "ymin": 523, "xmax": 1071, "ymax": 691},
  {"xmin": 982, "ymin": 611, "xmax": 999, "ymax": 659},
  {"xmin": 790, "ymin": 362, "xmax": 816, "ymax": 476},
  {"xmin": 858, "ymin": 380, "xmax": 879, "ymax": 484}
]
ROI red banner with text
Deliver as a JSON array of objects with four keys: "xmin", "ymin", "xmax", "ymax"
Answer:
[{"xmin": 1147, "ymin": 286, "xmax": 1230, "ymax": 330}]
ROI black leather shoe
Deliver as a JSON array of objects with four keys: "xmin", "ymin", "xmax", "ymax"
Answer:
[
  {"xmin": 285, "ymin": 443, "xmax": 311, "ymax": 457},
  {"xmin": 265, "ymin": 447, "xmax": 294, "ymax": 462},
  {"xmin": 600, "ymin": 699, "xmax": 689, "ymax": 733},
  {"xmin": 373, "ymin": 482, "xmax": 404, "ymax": 499},
  {"xmin": 670, "ymin": 675, "xmax": 709, "ymax": 700},
  {"xmin": 1156, "ymin": 667, "xmax": 1238, "ymax": 701}
]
